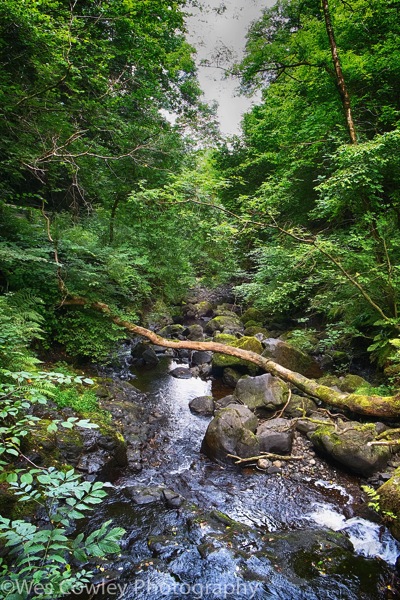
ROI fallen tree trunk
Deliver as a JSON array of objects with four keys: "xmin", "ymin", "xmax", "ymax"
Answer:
[{"xmin": 65, "ymin": 299, "xmax": 400, "ymax": 420}]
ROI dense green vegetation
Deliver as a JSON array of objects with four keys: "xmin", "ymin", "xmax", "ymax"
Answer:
[{"xmin": 0, "ymin": 0, "xmax": 399, "ymax": 594}]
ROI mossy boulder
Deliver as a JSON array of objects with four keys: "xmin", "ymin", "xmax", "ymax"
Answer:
[
  {"xmin": 244, "ymin": 326, "xmax": 270, "ymax": 337},
  {"xmin": 201, "ymin": 405, "xmax": 259, "ymax": 463},
  {"xmin": 317, "ymin": 374, "xmax": 369, "ymax": 393},
  {"xmin": 262, "ymin": 338, "xmax": 322, "ymax": 378},
  {"xmin": 241, "ymin": 308, "xmax": 264, "ymax": 324},
  {"xmin": 234, "ymin": 373, "xmax": 289, "ymax": 412},
  {"xmin": 205, "ymin": 314, "xmax": 243, "ymax": 335},
  {"xmin": 158, "ymin": 324, "xmax": 186, "ymax": 338},
  {"xmin": 377, "ymin": 468, "xmax": 400, "ymax": 539},
  {"xmin": 212, "ymin": 336, "xmax": 263, "ymax": 372},
  {"xmin": 192, "ymin": 301, "xmax": 213, "ymax": 317},
  {"xmin": 186, "ymin": 324, "xmax": 205, "ymax": 341},
  {"xmin": 309, "ymin": 422, "xmax": 392, "ymax": 477},
  {"xmin": 284, "ymin": 394, "xmax": 318, "ymax": 418}
]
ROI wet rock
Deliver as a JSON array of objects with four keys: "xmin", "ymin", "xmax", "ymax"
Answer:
[
  {"xmin": 140, "ymin": 347, "xmax": 158, "ymax": 366},
  {"xmin": 309, "ymin": 422, "xmax": 392, "ymax": 477},
  {"xmin": 189, "ymin": 395, "xmax": 214, "ymax": 416},
  {"xmin": 234, "ymin": 373, "xmax": 289, "ymax": 411},
  {"xmin": 170, "ymin": 367, "xmax": 192, "ymax": 379},
  {"xmin": 186, "ymin": 324, "xmax": 205, "ymax": 341},
  {"xmin": 205, "ymin": 314, "xmax": 243, "ymax": 335},
  {"xmin": 123, "ymin": 486, "xmax": 162, "ymax": 505},
  {"xmin": 267, "ymin": 466, "xmax": 281, "ymax": 475},
  {"xmin": 296, "ymin": 410, "xmax": 333, "ymax": 435},
  {"xmin": 284, "ymin": 394, "xmax": 318, "ymax": 418},
  {"xmin": 191, "ymin": 351, "xmax": 213, "ymax": 366},
  {"xmin": 177, "ymin": 349, "xmax": 191, "ymax": 361},
  {"xmin": 201, "ymin": 405, "xmax": 259, "ymax": 463},
  {"xmin": 222, "ymin": 367, "xmax": 242, "ymax": 388},
  {"xmin": 256, "ymin": 418, "xmax": 294, "ymax": 454},
  {"xmin": 262, "ymin": 338, "xmax": 322, "ymax": 378},
  {"xmin": 162, "ymin": 488, "xmax": 185, "ymax": 508}
]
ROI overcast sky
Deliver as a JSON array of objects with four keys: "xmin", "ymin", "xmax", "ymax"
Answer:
[{"xmin": 185, "ymin": 0, "xmax": 275, "ymax": 136}]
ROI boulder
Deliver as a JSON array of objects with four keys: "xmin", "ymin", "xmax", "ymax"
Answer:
[
  {"xmin": 205, "ymin": 315, "xmax": 243, "ymax": 335},
  {"xmin": 201, "ymin": 405, "xmax": 259, "ymax": 462},
  {"xmin": 212, "ymin": 336, "xmax": 263, "ymax": 372},
  {"xmin": 262, "ymin": 338, "xmax": 322, "ymax": 378},
  {"xmin": 170, "ymin": 367, "xmax": 192, "ymax": 379},
  {"xmin": 189, "ymin": 395, "xmax": 215, "ymax": 416},
  {"xmin": 192, "ymin": 301, "xmax": 213, "ymax": 317},
  {"xmin": 158, "ymin": 324, "xmax": 186, "ymax": 338},
  {"xmin": 256, "ymin": 418, "xmax": 294, "ymax": 454},
  {"xmin": 214, "ymin": 395, "xmax": 238, "ymax": 410},
  {"xmin": 244, "ymin": 326, "xmax": 270, "ymax": 338},
  {"xmin": 309, "ymin": 422, "xmax": 392, "ymax": 477},
  {"xmin": 234, "ymin": 373, "xmax": 289, "ymax": 412},
  {"xmin": 284, "ymin": 394, "xmax": 318, "ymax": 418},
  {"xmin": 192, "ymin": 350, "xmax": 213, "ymax": 366},
  {"xmin": 186, "ymin": 324, "xmax": 205, "ymax": 341},
  {"xmin": 222, "ymin": 367, "xmax": 242, "ymax": 388},
  {"xmin": 377, "ymin": 468, "xmax": 400, "ymax": 539},
  {"xmin": 241, "ymin": 308, "xmax": 264, "ymax": 324},
  {"xmin": 142, "ymin": 346, "xmax": 159, "ymax": 367},
  {"xmin": 317, "ymin": 374, "xmax": 369, "ymax": 394}
]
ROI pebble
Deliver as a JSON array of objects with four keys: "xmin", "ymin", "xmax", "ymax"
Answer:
[
  {"xmin": 272, "ymin": 460, "xmax": 282, "ymax": 468},
  {"xmin": 258, "ymin": 459, "xmax": 271, "ymax": 470},
  {"xmin": 309, "ymin": 459, "xmax": 316, "ymax": 466}
]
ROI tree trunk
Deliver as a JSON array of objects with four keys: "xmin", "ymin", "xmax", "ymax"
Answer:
[
  {"xmin": 321, "ymin": 0, "xmax": 357, "ymax": 144},
  {"xmin": 65, "ymin": 298, "xmax": 400, "ymax": 420}
]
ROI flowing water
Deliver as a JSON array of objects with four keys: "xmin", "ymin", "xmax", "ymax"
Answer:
[{"xmin": 90, "ymin": 355, "xmax": 400, "ymax": 599}]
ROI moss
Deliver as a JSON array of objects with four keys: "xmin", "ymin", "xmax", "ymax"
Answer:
[
  {"xmin": 244, "ymin": 326, "xmax": 269, "ymax": 337},
  {"xmin": 241, "ymin": 308, "xmax": 264, "ymax": 324},
  {"xmin": 212, "ymin": 336, "xmax": 263, "ymax": 372},
  {"xmin": 378, "ymin": 467, "xmax": 400, "ymax": 539},
  {"xmin": 243, "ymin": 320, "xmax": 261, "ymax": 328},
  {"xmin": 214, "ymin": 333, "xmax": 238, "ymax": 345}
]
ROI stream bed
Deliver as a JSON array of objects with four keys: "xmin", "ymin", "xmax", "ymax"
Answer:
[{"xmin": 89, "ymin": 355, "xmax": 400, "ymax": 599}]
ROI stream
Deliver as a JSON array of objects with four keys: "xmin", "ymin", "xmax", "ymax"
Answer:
[{"xmin": 89, "ymin": 353, "xmax": 400, "ymax": 599}]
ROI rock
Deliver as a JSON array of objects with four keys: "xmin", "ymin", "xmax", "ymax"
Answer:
[
  {"xmin": 241, "ymin": 308, "xmax": 264, "ymax": 324},
  {"xmin": 256, "ymin": 418, "xmax": 294, "ymax": 454},
  {"xmin": 123, "ymin": 486, "xmax": 162, "ymax": 505},
  {"xmin": 201, "ymin": 405, "xmax": 259, "ymax": 463},
  {"xmin": 212, "ymin": 336, "xmax": 263, "ymax": 371},
  {"xmin": 284, "ymin": 394, "xmax": 318, "ymax": 418},
  {"xmin": 317, "ymin": 373, "xmax": 369, "ymax": 394},
  {"xmin": 244, "ymin": 326, "xmax": 270, "ymax": 337},
  {"xmin": 131, "ymin": 341, "xmax": 151, "ymax": 360},
  {"xmin": 309, "ymin": 422, "xmax": 392, "ymax": 477},
  {"xmin": 142, "ymin": 346, "xmax": 159, "ymax": 366},
  {"xmin": 186, "ymin": 324, "xmax": 205, "ymax": 341},
  {"xmin": 262, "ymin": 338, "xmax": 322, "ymax": 378},
  {"xmin": 177, "ymin": 349, "xmax": 191, "ymax": 361},
  {"xmin": 296, "ymin": 411, "xmax": 333, "ymax": 435},
  {"xmin": 162, "ymin": 488, "xmax": 185, "ymax": 508},
  {"xmin": 267, "ymin": 466, "xmax": 281, "ymax": 474},
  {"xmin": 378, "ymin": 467, "xmax": 400, "ymax": 539},
  {"xmin": 257, "ymin": 458, "xmax": 271, "ymax": 469},
  {"xmin": 234, "ymin": 373, "xmax": 289, "ymax": 412},
  {"xmin": 222, "ymin": 367, "xmax": 242, "ymax": 388},
  {"xmin": 191, "ymin": 350, "xmax": 213, "ymax": 366},
  {"xmin": 170, "ymin": 367, "xmax": 192, "ymax": 379},
  {"xmin": 272, "ymin": 460, "xmax": 283, "ymax": 468},
  {"xmin": 189, "ymin": 395, "xmax": 214, "ymax": 416},
  {"xmin": 158, "ymin": 324, "xmax": 186, "ymax": 338},
  {"xmin": 192, "ymin": 301, "xmax": 213, "ymax": 317},
  {"xmin": 214, "ymin": 395, "xmax": 238, "ymax": 410},
  {"xmin": 205, "ymin": 315, "xmax": 243, "ymax": 335}
]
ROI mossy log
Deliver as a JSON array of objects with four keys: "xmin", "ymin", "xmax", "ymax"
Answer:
[{"xmin": 66, "ymin": 299, "xmax": 400, "ymax": 420}]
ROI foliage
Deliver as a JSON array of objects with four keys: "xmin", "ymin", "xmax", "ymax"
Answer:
[
  {"xmin": 361, "ymin": 485, "xmax": 397, "ymax": 523},
  {"xmin": 0, "ymin": 370, "xmax": 124, "ymax": 599}
]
